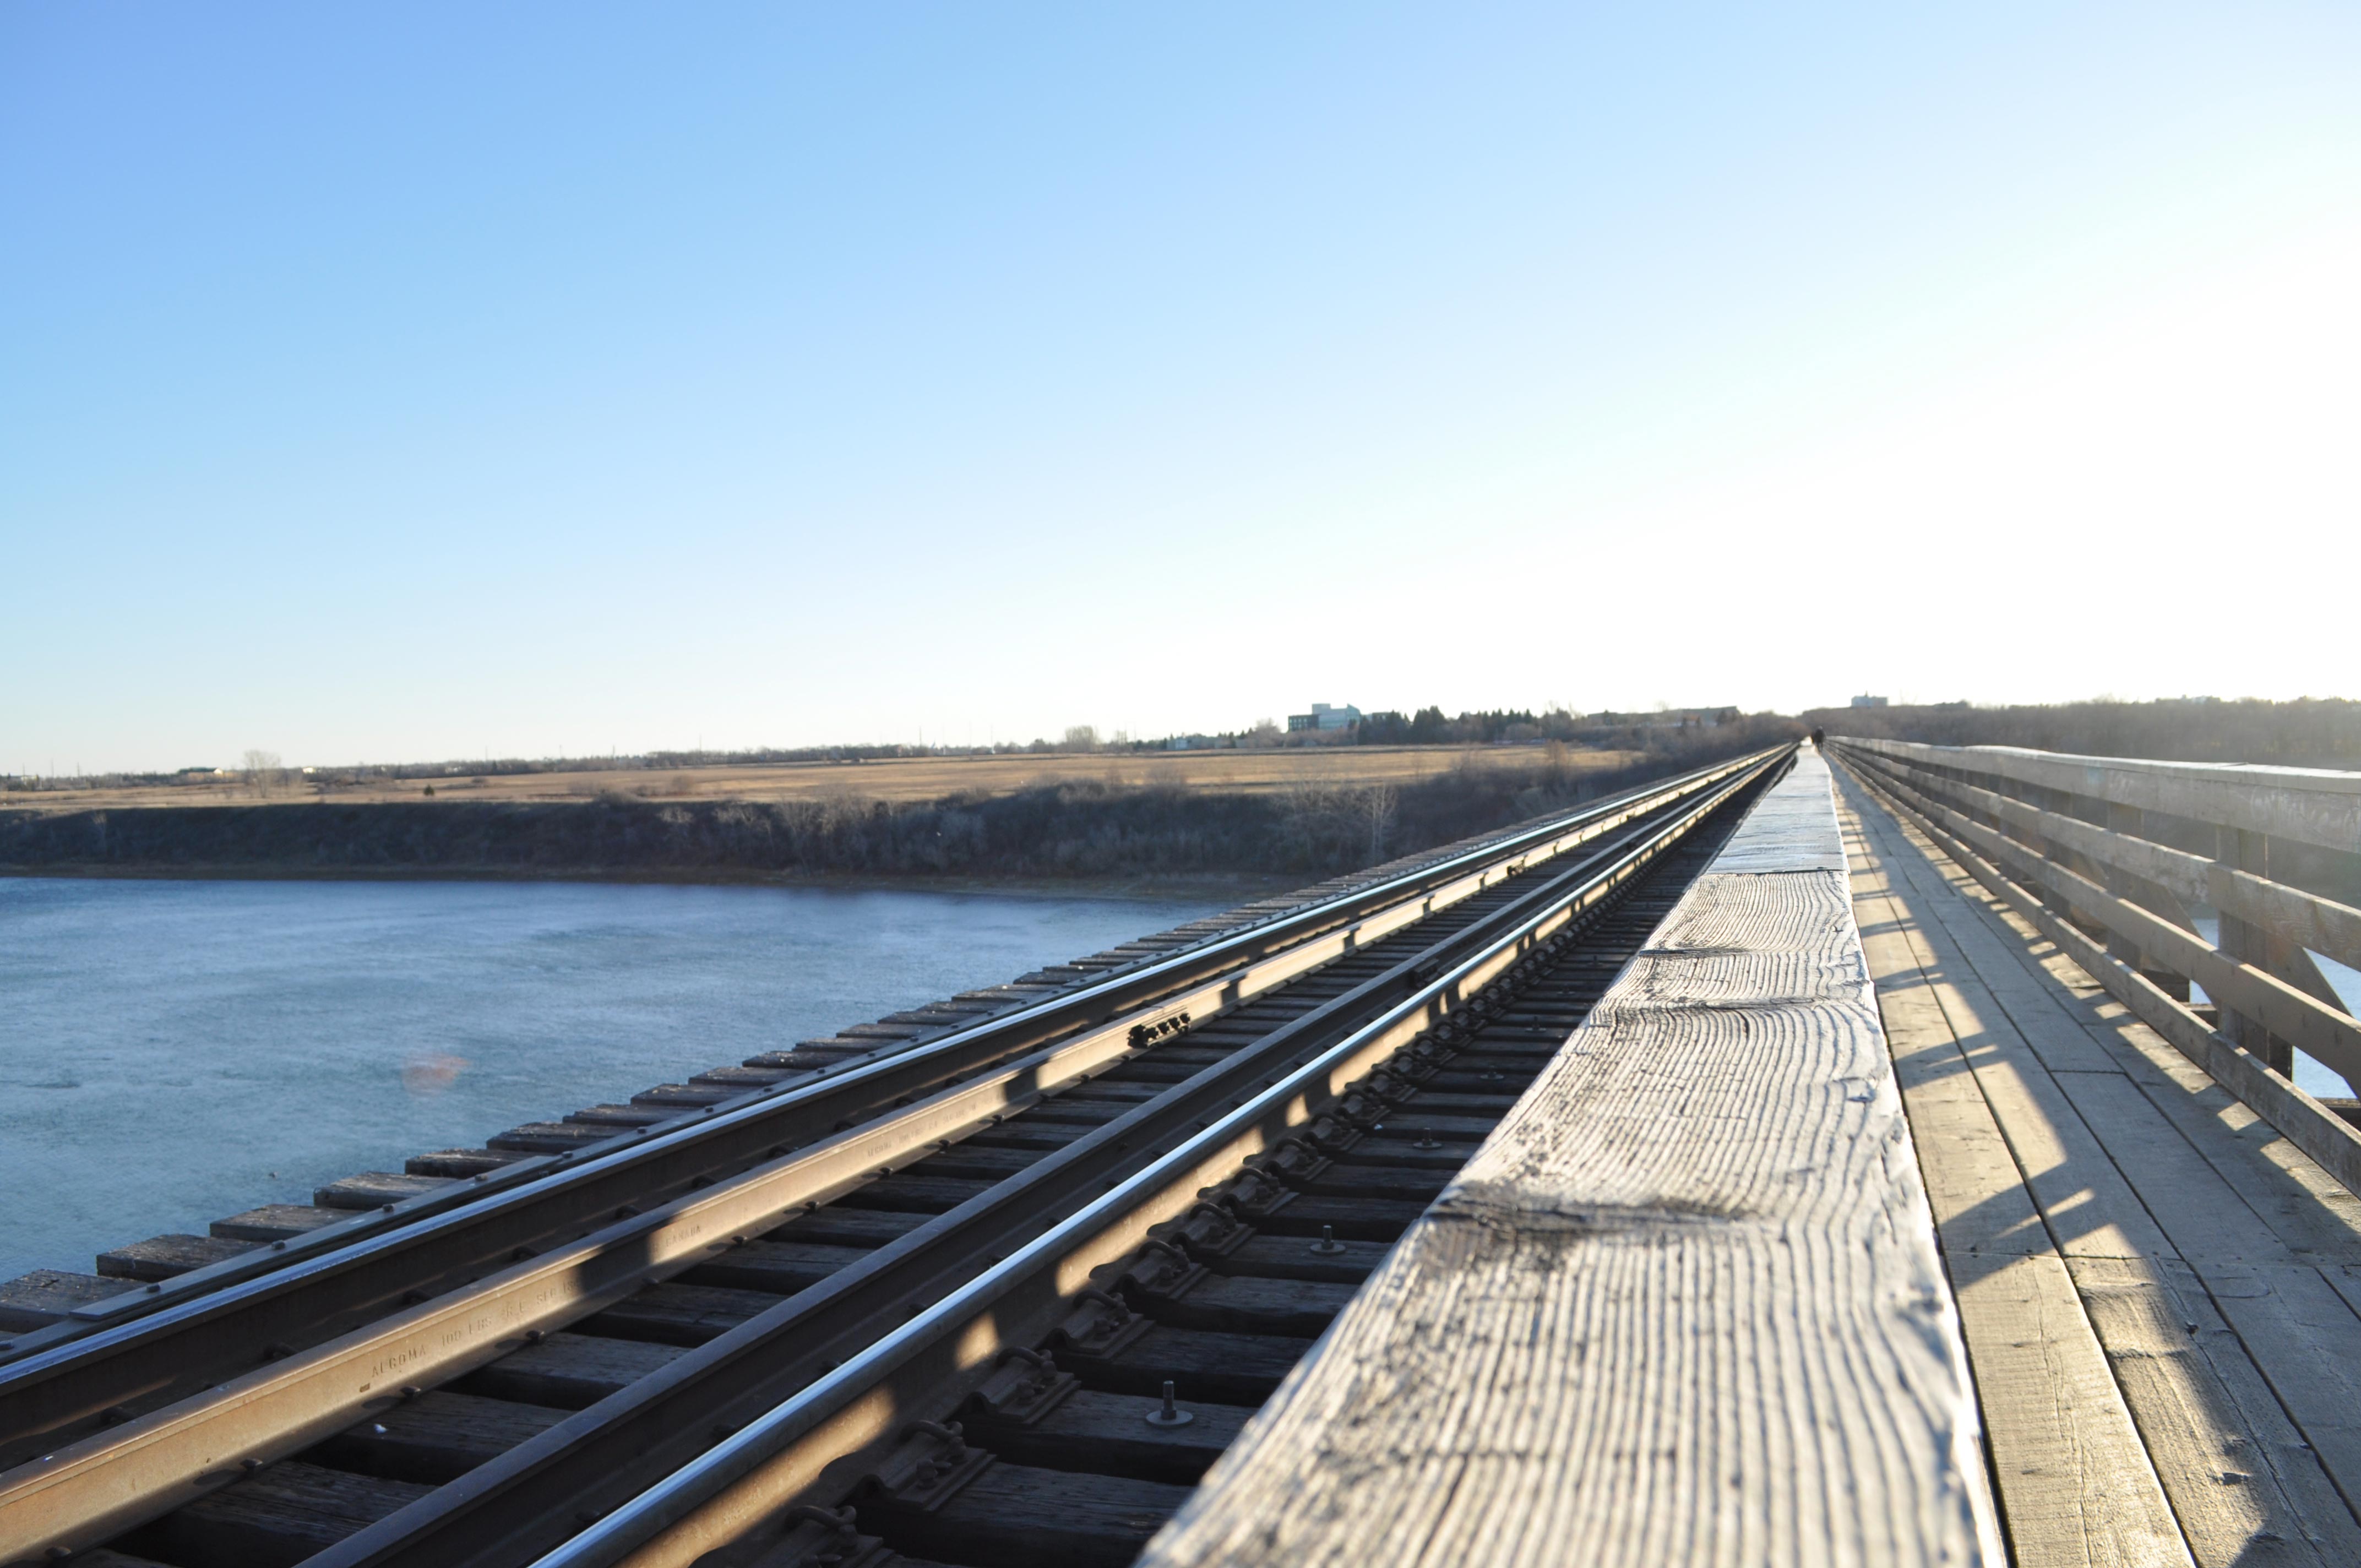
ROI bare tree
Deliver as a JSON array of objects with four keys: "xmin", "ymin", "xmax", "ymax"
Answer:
[
  {"xmin": 1061, "ymin": 725, "xmax": 1100, "ymax": 753},
  {"xmin": 1280, "ymin": 779, "xmax": 1399, "ymax": 868},
  {"xmin": 242, "ymin": 749, "xmax": 284, "ymax": 797},
  {"xmin": 1362, "ymin": 782, "xmax": 1398, "ymax": 862}
]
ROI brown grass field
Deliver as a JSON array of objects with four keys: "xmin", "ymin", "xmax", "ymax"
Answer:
[{"xmin": 10, "ymin": 745, "xmax": 1650, "ymax": 815}]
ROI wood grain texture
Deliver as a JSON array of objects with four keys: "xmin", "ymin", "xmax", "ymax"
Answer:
[
  {"xmin": 0, "ymin": 1272, "xmax": 138, "ymax": 1333},
  {"xmin": 1138, "ymin": 749, "xmax": 2002, "ymax": 1568},
  {"xmin": 1841, "ymin": 769, "xmax": 2361, "ymax": 1564},
  {"xmin": 1836, "ymin": 756, "xmax": 2361, "ymax": 1205},
  {"xmin": 1839, "ymin": 739, "xmax": 2361, "ymax": 858},
  {"xmin": 1853, "ymin": 747, "xmax": 2361, "ymax": 978},
  {"xmin": 1849, "ymin": 754, "xmax": 2361, "ymax": 1084},
  {"xmin": 1946, "ymin": 1250, "xmax": 2188, "ymax": 1566},
  {"xmin": 1845, "ymin": 799, "xmax": 2194, "ymax": 1564}
]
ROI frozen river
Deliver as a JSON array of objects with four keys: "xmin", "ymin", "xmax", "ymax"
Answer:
[{"xmin": 0, "ymin": 876, "xmax": 1222, "ymax": 1281}]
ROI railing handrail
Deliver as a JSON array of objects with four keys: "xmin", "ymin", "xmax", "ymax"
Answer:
[
  {"xmin": 1828, "ymin": 739, "xmax": 2361, "ymax": 1206},
  {"xmin": 1841, "ymin": 736, "xmax": 2361, "ymax": 853}
]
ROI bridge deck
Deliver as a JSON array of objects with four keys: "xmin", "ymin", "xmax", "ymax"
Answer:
[
  {"xmin": 1140, "ymin": 748, "xmax": 2000, "ymax": 1566},
  {"xmin": 1840, "ymin": 765, "xmax": 2361, "ymax": 1567}
]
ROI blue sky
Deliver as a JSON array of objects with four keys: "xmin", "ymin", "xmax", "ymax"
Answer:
[{"xmin": 4, "ymin": 4, "xmax": 2356, "ymax": 771}]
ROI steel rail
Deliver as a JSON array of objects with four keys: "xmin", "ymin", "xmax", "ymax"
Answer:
[
  {"xmin": 0, "ymin": 801, "xmax": 1592, "ymax": 1368},
  {"xmin": 0, "ymin": 752, "xmax": 1784, "ymax": 1564},
  {"xmin": 530, "ymin": 749, "xmax": 1783, "ymax": 1568},
  {"xmin": 0, "ymin": 749, "xmax": 1766, "ymax": 1466}
]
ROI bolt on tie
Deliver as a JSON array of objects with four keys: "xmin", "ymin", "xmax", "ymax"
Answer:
[
  {"xmin": 1145, "ymin": 1379, "xmax": 1194, "ymax": 1428},
  {"xmin": 1308, "ymin": 1223, "xmax": 1348, "ymax": 1257}
]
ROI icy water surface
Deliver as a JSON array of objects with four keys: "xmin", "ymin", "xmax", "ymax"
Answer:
[
  {"xmin": 2187, "ymin": 913, "xmax": 2360, "ymax": 1101},
  {"xmin": 0, "ymin": 877, "xmax": 1224, "ymax": 1281}
]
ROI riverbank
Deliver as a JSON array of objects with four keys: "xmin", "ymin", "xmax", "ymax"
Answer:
[
  {"xmin": 0, "ymin": 741, "xmax": 1650, "ymax": 813},
  {"xmin": 0, "ymin": 728, "xmax": 1798, "ymax": 884},
  {"xmin": 0, "ymin": 861, "xmax": 1295, "ymax": 903}
]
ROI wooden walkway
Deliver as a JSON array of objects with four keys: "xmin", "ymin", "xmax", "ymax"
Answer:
[
  {"xmin": 1139, "ymin": 747, "xmax": 2003, "ymax": 1566},
  {"xmin": 1129, "ymin": 747, "xmax": 2361, "ymax": 1567},
  {"xmin": 1838, "ymin": 763, "xmax": 2361, "ymax": 1567}
]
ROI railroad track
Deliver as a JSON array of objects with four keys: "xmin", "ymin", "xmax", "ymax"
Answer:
[{"xmin": 1, "ymin": 746, "xmax": 1787, "ymax": 1568}]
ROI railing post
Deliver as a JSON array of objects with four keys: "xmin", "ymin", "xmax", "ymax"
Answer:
[
  {"xmin": 2026, "ymin": 778, "xmax": 2113, "ymax": 946},
  {"xmin": 2217, "ymin": 826, "xmax": 2358, "ymax": 1088},
  {"xmin": 2104, "ymin": 800, "xmax": 2193, "ymax": 1001},
  {"xmin": 2217, "ymin": 827, "xmax": 2297, "ymax": 1076}
]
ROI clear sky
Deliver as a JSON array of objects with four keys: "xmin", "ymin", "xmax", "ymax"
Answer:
[{"xmin": 4, "ymin": 4, "xmax": 2356, "ymax": 772}]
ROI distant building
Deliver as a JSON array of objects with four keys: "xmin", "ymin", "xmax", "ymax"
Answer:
[
  {"xmin": 1286, "ymin": 703, "xmax": 1362, "ymax": 733},
  {"xmin": 1850, "ymin": 694, "xmax": 1890, "ymax": 709}
]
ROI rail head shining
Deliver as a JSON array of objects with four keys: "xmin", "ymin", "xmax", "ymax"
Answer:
[
  {"xmin": 2, "ymin": 746, "xmax": 1766, "ymax": 1370},
  {"xmin": 0, "ymin": 750, "xmax": 1785, "ymax": 1564},
  {"xmin": 525, "ymin": 754, "xmax": 1776, "ymax": 1568}
]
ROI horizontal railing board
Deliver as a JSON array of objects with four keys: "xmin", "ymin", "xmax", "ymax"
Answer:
[
  {"xmin": 1846, "ymin": 756, "xmax": 2361, "ymax": 1087},
  {"xmin": 1836, "ymin": 785, "xmax": 2349, "ymax": 1566},
  {"xmin": 1847, "ymin": 748, "xmax": 2361, "ymax": 976},
  {"xmin": 1851, "ymin": 746, "xmax": 2361, "ymax": 982},
  {"xmin": 1844, "ymin": 737, "xmax": 2361, "ymax": 857},
  {"xmin": 1852, "ymin": 756, "xmax": 2361, "ymax": 1084},
  {"xmin": 1136, "ymin": 748, "xmax": 2000, "ymax": 1568},
  {"xmin": 1834, "ymin": 752, "xmax": 2361, "ymax": 1203}
]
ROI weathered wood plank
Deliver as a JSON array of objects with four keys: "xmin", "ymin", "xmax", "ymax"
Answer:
[
  {"xmin": 1068, "ymin": 1326, "xmax": 1315, "ymax": 1405},
  {"xmin": 1949, "ymin": 1250, "xmax": 2191, "ymax": 1565},
  {"xmin": 1841, "ymin": 757, "xmax": 2361, "ymax": 1205},
  {"xmin": 1854, "ymin": 748, "xmax": 2361, "ymax": 980},
  {"xmin": 966, "ymin": 1389, "xmax": 1254, "ymax": 1484},
  {"xmin": 405, "ymin": 1147, "xmax": 526, "ymax": 1177},
  {"xmin": 450, "ymin": 1331, "xmax": 684, "ymax": 1409},
  {"xmin": 312, "ymin": 1389, "xmax": 569, "ymax": 1483},
  {"xmin": 311, "ymin": 1171, "xmax": 458, "ymax": 1210},
  {"xmin": 584, "ymin": 1281, "xmax": 781, "ymax": 1346},
  {"xmin": 1842, "ymin": 807, "xmax": 2189, "ymax": 1564},
  {"xmin": 1861, "ymin": 760, "xmax": 2361, "ymax": 1084},
  {"xmin": 1139, "ymin": 1275, "xmax": 1358, "ymax": 1336},
  {"xmin": 1841, "ymin": 793, "xmax": 2342, "ymax": 1563},
  {"xmin": 1139, "ymin": 749, "xmax": 2003, "ymax": 1568},
  {"xmin": 140, "ymin": 1458, "xmax": 432, "ymax": 1567},
  {"xmin": 1842, "ymin": 739, "xmax": 2361, "ymax": 858},
  {"xmin": 1848, "ymin": 776, "xmax": 2361, "ymax": 1260},
  {"xmin": 209, "ymin": 1204, "xmax": 346, "ymax": 1242},
  {"xmin": 0, "ymin": 1270, "xmax": 138, "ymax": 1331},
  {"xmin": 2072, "ymin": 1255, "xmax": 2361, "ymax": 1565},
  {"xmin": 1843, "ymin": 771, "xmax": 2361, "ymax": 1560},
  {"xmin": 867, "ymin": 1462, "xmax": 1193, "ymax": 1568},
  {"xmin": 95, "ymin": 1233, "xmax": 258, "ymax": 1281}
]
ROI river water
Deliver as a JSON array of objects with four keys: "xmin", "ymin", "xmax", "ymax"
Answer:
[
  {"xmin": 10, "ymin": 878, "xmax": 2355, "ymax": 1291},
  {"xmin": 0, "ymin": 877, "xmax": 1226, "ymax": 1283}
]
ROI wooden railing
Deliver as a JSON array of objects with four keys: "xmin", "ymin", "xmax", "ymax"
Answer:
[{"xmin": 1831, "ymin": 737, "xmax": 2361, "ymax": 1193}]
